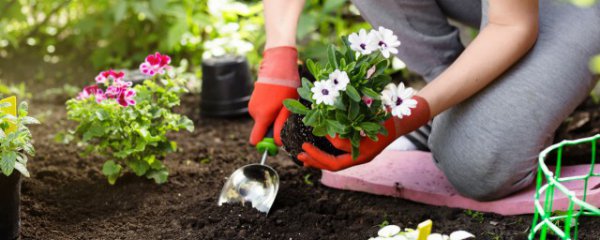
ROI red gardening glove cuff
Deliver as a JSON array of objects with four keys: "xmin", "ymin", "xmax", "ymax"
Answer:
[
  {"xmin": 297, "ymin": 96, "xmax": 431, "ymax": 171},
  {"xmin": 257, "ymin": 46, "xmax": 300, "ymax": 88},
  {"xmin": 249, "ymin": 47, "xmax": 301, "ymax": 146}
]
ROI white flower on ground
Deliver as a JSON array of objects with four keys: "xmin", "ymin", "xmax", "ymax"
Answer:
[
  {"xmin": 378, "ymin": 225, "xmax": 401, "ymax": 237},
  {"xmin": 328, "ymin": 69, "xmax": 350, "ymax": 91},
  {"xmin": 371, "ymin": 26, "xmax": 401, "ymax": 58},
  {"xmin": 403, "ymin": 228, "xmax": 419, "ymax": 240},
  {"xmin": 311, "ymin": 80, "xmax": 339, "ymax": 106},
  {"xmin": 348, "ymin": 29, "xmax": 377, "ymax": 55},
  {"xmin": 427, "ymin": 231, "xmax": 474, "ymax": 240},
  {"xmin": 381, "ymin": 82, "xmax": 417, "ymax": 119}
]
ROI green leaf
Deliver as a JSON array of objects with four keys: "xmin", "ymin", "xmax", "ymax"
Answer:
[
  {"xmin": 83, "ymin": 123, "xmax": 106, "ymax": 141},
  {"xmin": 326, "ymin": 120, "xmax": 345, "ymax": 133},
  {"xmin": 114, "ymin": 1, "xmax": 128, "ymax": 23},
  {"xmin": 298, "ymin": 87, "xmax": 313, "ymax": 102},
  {"xmin": 18, "ymin": 101, "xmax": 28, "ymax": 117},
  {"xmin": 0, "ymin": 151, "xmax": 17, "ymax": 176},
  {"xmin": 284, "ymin": 99, "xmax": 309, "ymax": 115},
  {"xmin": 20, "ymin": 116, "xmax": 40, "ymax": 125},
  {"xmin": 299, "ymin": 78, "xmax": 314, "ymax": 102},
  {"xmin": 360, "ymin": 122, "xmax": 381, "ymax": 132},
  {"xmin": 127, "ymin": 159, "xmax": 150, "ymax": 176},
  {"xmin": 306, "ymin": 59, "xmax": 318, "ymax": 77},
  {"xmin": 14, "ymin": 162, "xmax": 29, "ymax": 177},
  {"xmin": 346, "ymin": 85, "xmax": 361, "ymax": 102},
  {"xmin": 102, "ymin": 160, "xmax": 122, "ymax": 185},
  {"xmin": 371, "ymin": 75, "xmax": 392, "ymax": 90},
  {"xmin": 312, "ymin": 125, "xmax": 328, "ymax": 136},
  {"xmin": 361, "ymin": 87, "xmax": 380, "ymax": 99},
  {"xmin": 95, "ymin": 109, "xmax": 109, "ymax": 121},
  {"xmin": 328, "ymin": 45, "xmax": 339, "ymax": 69},
  {"xmin": 335, "ymin": 111, "xmax": 349, "ymax": 124},
  {"xmin": 333, "ymin": 98, "xmax": 346, "ymax": 111},
  {"xmin": 351, "ymin": 145, "xmax": 360, "ymax": 160},
  {"xmin": 322, "ymin": 0, "xmax": 346, "ymax": 13},
  {"xmin": 303, "ymin": 110, "xmax": 318, "ymax": 126},
  {"xmin": 348, "ymin": 100, "xmax": 360, "ymax": 120},
  {"xmin": 147, "ymin": 169, "xmax": 169, "ymax": 184},
  {"xmin": 372, "ymin": 60, "xmax": 389, "ymax": 78}
]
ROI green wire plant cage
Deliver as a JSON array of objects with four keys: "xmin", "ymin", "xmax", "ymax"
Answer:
[{"xmin": 529, "ymin": 134, "xmax": 600, "ymax": 240}]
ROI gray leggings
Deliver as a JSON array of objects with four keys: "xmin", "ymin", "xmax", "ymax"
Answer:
[{"xmin": 351, "ymin": 0, "xmax": 600, "ymax": 200}]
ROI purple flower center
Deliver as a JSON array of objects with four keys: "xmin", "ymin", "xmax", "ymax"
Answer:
[
  {"xmin": 333, "ymin": 78, "xmax": 338, "ymax": 84},
  {"xmin": 395, "ymin": 97, "xmax": 403, "ymax": 106},
  {"xmin": 322, "ymin": 89, "xmax": 329, "ymax": 95},
  {"xmin": 360, "ymin": 43, "xmax": 366, "ymax": 50},
  {"xmin": 379, "ymin": 41, "xmax": 387, "ymax": 48}
]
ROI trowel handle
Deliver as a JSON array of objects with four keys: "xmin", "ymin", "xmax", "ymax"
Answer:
[{"xmin": 256, "ymin": 126, "xmax": 278, "ymax": 157}]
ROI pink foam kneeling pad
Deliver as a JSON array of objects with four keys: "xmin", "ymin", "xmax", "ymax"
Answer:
[{"xmin": 320, "ymin": 150, "xmax": 600, "ymax": 216}]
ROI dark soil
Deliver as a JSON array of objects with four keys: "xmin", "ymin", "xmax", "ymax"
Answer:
[
  {"xmin": 11, "ymin": 94, "xmax": 599, "ymax": 240},
  {"xmin": 552, "ymin": 97, "xmax": 600, "ymax": 165},
  {"xmin": 281, "ymin": 113, "xmax": 345, "ymax": 165}
]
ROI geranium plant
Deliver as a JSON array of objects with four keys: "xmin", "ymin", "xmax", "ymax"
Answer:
[
  {"xmin": 0, "ymin": 99, "xmax": 39, "ymax": 177},
  {"xmin": 66, "ymin": 52, "xmax": 194, "ymax": 185},
  {"xmin": 283, "ymin": 27, "xmax": 413, "ymax": 159}
]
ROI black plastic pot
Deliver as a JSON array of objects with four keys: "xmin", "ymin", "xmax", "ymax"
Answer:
[
  {"xmin": 0, "ymin": 172, "xmax": 21, "ymax": 240},
  {"xmin": 200, "ymin": 55, "xmax": 253, "ymax": 117}
]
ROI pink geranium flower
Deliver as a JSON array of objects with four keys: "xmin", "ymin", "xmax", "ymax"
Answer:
[
  {"xmin": 117, "ymin": 89, "xmax": 136, "ymax": 107},
  {"xmin": 95, "ymin": 90, "xmax": 106, "ymax": 103},
  {"xmin": 95, "ymin": 69, "xmax": 125, "ymax": 85},
  {"xmin": 77, "ymin": 84, "xmax": 106, "ymax": 103},
  {"xmin": 139, "ymin": 52, "xmax": 171, "ymax": 76},
  {"xmin": 105, "ymin": 86, "xmax": 120, "ymax": 99}
]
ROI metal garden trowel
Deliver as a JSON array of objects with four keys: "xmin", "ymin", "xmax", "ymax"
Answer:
[{"xmin": 218, "ymin": 128, "xmax": 280, "ymax": 214}]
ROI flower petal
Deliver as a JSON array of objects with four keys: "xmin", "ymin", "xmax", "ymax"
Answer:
[
  {"xmin": 427, "ymin": 233, "xmax": 446, "ymax": 240},
  {"xmin": 378, "ymin": 225, "xmax": 401, "ymax": 237},
  {"xmin": 449, "ymin": 231, "xmax": 474, "ymax": 240}
]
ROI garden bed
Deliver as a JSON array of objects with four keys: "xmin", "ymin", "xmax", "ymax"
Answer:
[{"xmin": 14, "ymin": 94, "xmax": 599, "ymax": 239}]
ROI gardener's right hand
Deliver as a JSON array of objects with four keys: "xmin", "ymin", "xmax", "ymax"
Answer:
[{"xmin": 249, "ymin": 46, "xmax": 300, "ymax": 146}]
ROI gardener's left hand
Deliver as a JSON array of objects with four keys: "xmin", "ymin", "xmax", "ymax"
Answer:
[{"xmin": 297, "ymin": 96, "xmax": 431, "ymax": 171}]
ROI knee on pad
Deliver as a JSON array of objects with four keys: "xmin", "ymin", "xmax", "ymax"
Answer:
[
  {"xmin": 431, "ymin": 141, "xmax": 536, "ymax": 201},
  {"xmin": 444, "ymin": 162, "xmax": 536, "ymax": 201}
]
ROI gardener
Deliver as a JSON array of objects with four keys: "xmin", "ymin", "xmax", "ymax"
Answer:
[{"xmin": 248, "ymin": 0, "xmax": 600, "ymax": 201}]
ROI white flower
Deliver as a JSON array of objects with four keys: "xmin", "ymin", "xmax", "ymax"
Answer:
[
  {"xmin": 328, "ymin": 69, "xmax": 350, "ymax": 91},
  {"xmin": 403, "ymin": 229, "xmax": 419, "ymax": 240},
  {"xmin": 392, "ymin": 57, "xmax": 406, "ymax": 70},
  {"xmin": 348, "ymin": 29, "xmax": 377, "ymax": 55},
  {"xmin": 427, "ymin": 231, "xmax": 474, "ymax": 240},
  {"xmin": 371, "ymin": 26, "xmax": 401, "ymax": 58},
  {"xmin": 311, "ymin": 80, "xmax": 339, "ymax": 106},
  {"xmin": 378, "ymin": 225, "xmax": 401, "ymax": 237},
  {"xmin": 381, "ymin": 83, "xmax": 417, "ymax": 119},
  {"xmin": 232, "ymin": 39, "xmax": 254, "ymax": 55}
]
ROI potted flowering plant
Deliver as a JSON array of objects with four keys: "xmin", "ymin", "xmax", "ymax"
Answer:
[
  {"xmin": 282, "ymin": 27, "xmax": 411, "ymax": 159},
  {"xmin": 66, "ymin": 52, "xmax": 194, "ymax": 185},
  {"xmin": 0, "ymin": 97, "xmax": 39, "ymax": 239}
]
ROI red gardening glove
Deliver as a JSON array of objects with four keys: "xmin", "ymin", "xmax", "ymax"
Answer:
[
  {"xmin": 248, "ymin": 46, "xmax": 300, "ymax": 146},
  {"xmin": 297, "ymin": 96, "xmax": 431, "ymax": 171}
]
